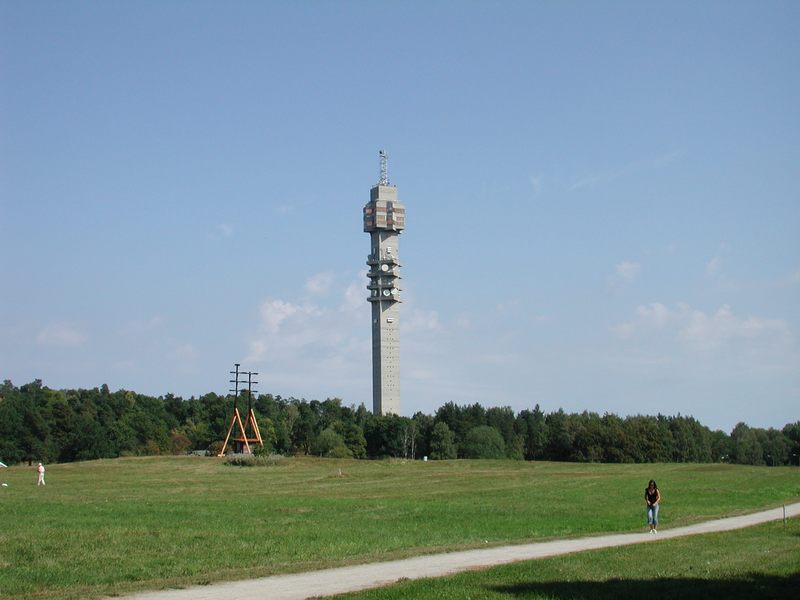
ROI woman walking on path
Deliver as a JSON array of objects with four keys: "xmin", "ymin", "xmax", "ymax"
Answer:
[
  {"xmin": 37, "ymin": 462, "xmax": 45, "ymax": 486},
  {"xmin": 645, "ymin": 479, "xmax": 661, "ymax": 533}
]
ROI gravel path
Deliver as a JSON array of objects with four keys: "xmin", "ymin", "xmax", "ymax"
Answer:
[{"xmin": 121, "ymin": 502, "xmax": 800, "ymax": 600}]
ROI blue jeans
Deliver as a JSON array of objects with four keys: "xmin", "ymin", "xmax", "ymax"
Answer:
[{"xmin": 647, "ymin": 503, "xmax": 659, "ymax": 526}]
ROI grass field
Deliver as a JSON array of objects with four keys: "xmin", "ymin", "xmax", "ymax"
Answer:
[
  {"xmin": 330, "ymin": 518, "xmax": 800, "ymax": 600},
  {"xmin": 0, "ymin": 456, "xmax": 797, "ymax": 599}
]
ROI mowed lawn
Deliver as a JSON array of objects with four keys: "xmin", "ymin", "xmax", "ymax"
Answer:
[
  {"xmin": 330, "ymin": 518, "xmax": 800, "ymax": 600},
  {"xmin": 0, "ymin": 456, "xmax": 797, "ymax": 599}
]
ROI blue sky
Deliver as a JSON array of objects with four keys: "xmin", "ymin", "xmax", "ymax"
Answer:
[{"xmin": 1, "ymin": 1, "xmax": 798, "ymax": 432}]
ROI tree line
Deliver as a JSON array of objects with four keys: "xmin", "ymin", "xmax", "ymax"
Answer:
[{"xmin": 1, "ymin": 379, "xmax": 797, "ymax": 466}]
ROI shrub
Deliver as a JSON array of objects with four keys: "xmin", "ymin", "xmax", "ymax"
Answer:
[
  {"xmin": 429, "ymin": 422, "xmax": 457, "ymax": 460},
  {"xmin": 328, "ymin": 445, "xmax": 353, "ymax": 459},
  {"xmin": 312, "ymin": 428, "xmax": 346, "ymax": 457},
  {"xmin": 224, "ymin": 454, "xmax": 288, "ymax": 467},
  {"xmin": 462, "ymin": 425, "xmax": 506, "ymax": 459}
]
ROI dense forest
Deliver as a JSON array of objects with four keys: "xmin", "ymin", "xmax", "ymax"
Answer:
[{"xmin": 1, "ymin": 379, "xmax": 797, "ymax": 466}]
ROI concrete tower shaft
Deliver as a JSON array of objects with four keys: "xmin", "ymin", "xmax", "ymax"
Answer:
[{"xmin": 364, "ymin": 166, "xmax": 405, "ymax": 415}]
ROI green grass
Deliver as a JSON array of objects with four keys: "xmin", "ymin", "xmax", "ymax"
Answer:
[
  {"xmin": 0, "ymin": 457, "xmax": 797, "ymax": 599},
  {"xmin": 330, "ymin": 518, "xmax": 800, "ymax": 600}
]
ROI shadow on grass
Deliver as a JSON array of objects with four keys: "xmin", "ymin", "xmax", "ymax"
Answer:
[{"xmin": 489, "ymin": 573, "xmax": 800, "ymax": 600}]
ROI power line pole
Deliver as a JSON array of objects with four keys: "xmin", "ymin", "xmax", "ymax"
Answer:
[{"xmin": 218, "ymin": 364, "xmax": 263, "ymax": 456}]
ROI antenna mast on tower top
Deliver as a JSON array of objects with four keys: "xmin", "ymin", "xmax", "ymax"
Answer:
[{"xmin": 379, "ymin": 149, "xmax": 389, "ymax": 186}]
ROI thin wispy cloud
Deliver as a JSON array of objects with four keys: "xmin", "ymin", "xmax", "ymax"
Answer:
[
  {"xmin": 569, "ymin": 150, "xmax": 682, "ymax": 191},
  {"xmin": 168, "ymin": 343, "xmax": 198, "ymax": 362},
  {"xmin": 36, "ymin": 324, "xmax": 87, "ymax": 347},
  {"xmin": 529, "ymin": 174, "xmax": 543, "ymax": 196},
  {"xmin": 207, "ymin": 223, "xmax": 235, "ymax": 240},
  {"xmin": 246, "ymin": 273, "xmax": 368, "ymax": 391},
  {"xmin": 342, "ymin": 274, "xmax": 367, "ymax": 312},
  {"xmin": 613, "ymin": 302, "xmax": 792, "ymax": 351},
  {"xmin": 680, "ymin": 305, "xmax": 791, "ymax": 350},
  {"xmin": 305, "ymin": 272, "xmax": 335, "ymax": 297},
  {"xmin": 706, "ymin": 256, "xmax": 722, "ymax": 277},
  {"xmin": 608, "ymin": 260, "xmax": 642, "ymax": 293},
  {"xmin": 405, "ymin": 309, "xmax": 441, "ymax": 333},
  {"xmin": 616, "ymin": 261, "xmax": 641, "ymax": 282},
  {"xmin": 120, "ymin": 317, "xmax": 164, "ymax": 337},
  {"xmin": 255, "ymin": 299, "xmax": 320, "ymax": 337},
  {"xmin": 781, "ymin": 270, "xmax": 800, "ymax": 286},
  {"xmin": 247, "ymin": 298, "xmax": 341, "ymax": 364}
]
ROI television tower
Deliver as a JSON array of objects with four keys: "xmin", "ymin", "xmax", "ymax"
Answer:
[{"xmin": 363, "ymin": 150, "xmax": 405, "ymax": 415}]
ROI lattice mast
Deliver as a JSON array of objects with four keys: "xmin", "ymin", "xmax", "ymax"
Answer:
[{"xmin": 379, "ymin": 149, "xmax": 389, "ymax": 186}]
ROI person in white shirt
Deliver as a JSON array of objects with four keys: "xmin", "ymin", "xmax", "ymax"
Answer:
[{"xmin": 37, "ymin": 462, "xmax": 45, "ymax": 486}]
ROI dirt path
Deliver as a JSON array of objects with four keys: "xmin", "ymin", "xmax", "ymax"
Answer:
[{"xmin": 121, "ymin": 502, "xmax": 800, "ymax": 600}]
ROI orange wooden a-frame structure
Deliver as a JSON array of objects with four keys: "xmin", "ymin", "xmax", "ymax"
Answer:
[{"xmin": 218, "ymin": 364, "xmax": 264, "ymax": 456}]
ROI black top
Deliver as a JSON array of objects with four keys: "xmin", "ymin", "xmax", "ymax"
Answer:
[{"xmin": 645, "ymin": 488, "xmax": 659, "ymax": 504}]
